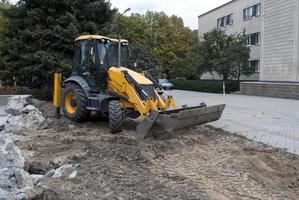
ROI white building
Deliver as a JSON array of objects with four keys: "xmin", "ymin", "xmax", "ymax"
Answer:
[{"xmin": 198, "ymin": 0, "xmax": 299, "ymax": 99}]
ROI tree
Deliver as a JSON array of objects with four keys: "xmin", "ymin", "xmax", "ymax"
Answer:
[
  {"xmin": 115, "ymin": 13, "xmax": 159, "ymax": 71},
  {"xmin": 169, "ymin": 37, "xmax": 207, "ymax": 80},
  {"xmin": 226, "ymin": 35, "xmax": 253, "ymax": 81},
  {"xmin": 145, "ymin": 12, "xmax": 192, "ymax": 77},
  {"xmin": 0, "ymin": 0, "xmax": 116, "ymax": 87},
  {"xmin": 0, "ymin": 0, "xmax": 9, "ymax": 35},
  {"xmin": 118, "ymin": 11, "xmax": 193, "ymax": 78},
  {"xmin": 200, "ymin": 29, "xmax": 251, "ymax": 81},
  {"xmin": 131, "ymin": 43, "xmax": 159, "ymax": 71}
]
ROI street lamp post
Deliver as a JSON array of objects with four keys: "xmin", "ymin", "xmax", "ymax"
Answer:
[{"xmin": 118, "ymin": 8, "xmax": 131, "ymax": 67}]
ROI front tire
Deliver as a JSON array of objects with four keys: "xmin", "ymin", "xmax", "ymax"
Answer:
[
  {"xmin": 62, "ymin": 84, "xmax": 90, "ymax": 122},
  {"xmin": 109, "ymin": 100, "xmax": 123, "ymax": 134}
]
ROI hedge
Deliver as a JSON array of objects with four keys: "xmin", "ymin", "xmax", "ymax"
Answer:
[{"xmin": 172, "ymin": 79, "xmax": 240, "ymax": 94}]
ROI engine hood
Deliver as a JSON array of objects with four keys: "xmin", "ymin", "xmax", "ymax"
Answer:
[{"xmin": 120, "ymin": 67, "xmax": 153, "ymax": 85}]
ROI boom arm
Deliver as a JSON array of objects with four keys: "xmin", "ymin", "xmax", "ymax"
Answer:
[{"xmin": 107, "ymin": 67, "xmax": 176, "ymax": 118}]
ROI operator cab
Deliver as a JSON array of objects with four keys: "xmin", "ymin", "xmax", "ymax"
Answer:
[
  {"xmin": 73, "ymin": 35, "xmax": 111, "ymax": 92},
  {"xmin": 73, "ymin": 35, "xmax": 131, "ymax": 93}
]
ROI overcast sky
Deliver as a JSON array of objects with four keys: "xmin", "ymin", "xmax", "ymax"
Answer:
[
  {"xmin": 110, "ymin": 0, "xmax": 231, "ymax": 29},
  {"xmin": 9, "ymin": 0, "xmax": 231, "ymax": 30}
]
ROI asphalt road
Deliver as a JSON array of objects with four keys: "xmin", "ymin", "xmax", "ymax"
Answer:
[{"xmin": 170, "ymin": 90, "xmax": 299, "ymax": 155}]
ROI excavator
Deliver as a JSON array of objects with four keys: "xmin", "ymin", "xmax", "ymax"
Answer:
[{"xmin": 53, "ymin": 35, "xmax": 225, "ymax": 138}]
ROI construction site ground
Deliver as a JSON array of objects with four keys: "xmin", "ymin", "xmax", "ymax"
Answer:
[{"xmin": 8, "ymin": 98, "xmax": 298, "ymax": 200}]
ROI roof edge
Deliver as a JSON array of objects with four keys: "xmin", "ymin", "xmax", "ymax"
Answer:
[
  {"xmin": 75, "ymin": 35, "xmax": 129, "ymax": 43},
  {"xmin": 75, "ymin": 35, "xmax": 111, "ymax": 42},
  {"xmin": 198, "ymin": 0, "xmax": 237, "ymax": 18}
]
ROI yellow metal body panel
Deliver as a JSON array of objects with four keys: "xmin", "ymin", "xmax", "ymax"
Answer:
[
  {"xmin": 107, "ymin": 67, "xmax": 176, "ymax": 118},
  {"xmin": 120, "ymin": 67, "xmax": 152, "ymax": 85},
  {"xmin": 165, "ymin": 96, "xmax": 177, "ymax": 108},
  {"xmin": 53, "ymin": 73, "xmax": 62, "ymax": 108}
]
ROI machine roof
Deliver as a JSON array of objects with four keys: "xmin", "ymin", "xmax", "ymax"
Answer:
[
  {"xmin": 75, "ymin": 35, "xmax": 111, "ymax": 42},
  {"xmin": 110, "ymin": 38, "xmax": 129, "ymax": 43},
  {"xmin": 75, "ymin": 35, "xmax": 129, "ymax": 44}
]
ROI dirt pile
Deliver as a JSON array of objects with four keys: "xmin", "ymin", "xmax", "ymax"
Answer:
[{"xmin": 11, "ymin": 100, "xmax": 299, "ymax": 200}]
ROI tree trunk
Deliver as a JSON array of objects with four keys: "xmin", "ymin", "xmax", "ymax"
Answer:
[
  {"xmin": 237, "ymin": 67, "xmax": 241, "ymax": 82},
  {"xmin": 223, "ymin": 81, "xmax": 226, "ymax": 95}
]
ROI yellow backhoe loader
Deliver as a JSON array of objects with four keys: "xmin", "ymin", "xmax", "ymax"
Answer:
[{"xmin": 53, "ymin": 35, "xmax": 225, "ymax": 138}]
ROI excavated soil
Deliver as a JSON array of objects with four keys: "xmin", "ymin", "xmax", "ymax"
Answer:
[{"xmin": 15, "ymin": 100, "xmax": 299, "ymax": 200}]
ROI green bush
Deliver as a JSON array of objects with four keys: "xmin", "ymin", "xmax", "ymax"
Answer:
[{"xmin": 172, "ymin": 79, "xmax": 240, "ymax": 94}]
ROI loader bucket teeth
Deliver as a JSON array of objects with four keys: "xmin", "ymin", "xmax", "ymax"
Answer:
[{"xmin": 137, "ymin": 104, "xmax": 226, "ymax": 138}]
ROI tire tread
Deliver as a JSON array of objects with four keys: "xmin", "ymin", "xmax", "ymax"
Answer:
[
  {"xmin": 109, "ymin": 100, "xmax": 123, "ymax": 134},
  {"xmin": 62, "ymin": 83, "xmax": 90, "ymax": 122}
]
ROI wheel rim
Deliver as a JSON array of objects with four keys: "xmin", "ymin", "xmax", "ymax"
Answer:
[{"xmin": 65, "ymin": 92, "xmax": 78, "ymax": 114}]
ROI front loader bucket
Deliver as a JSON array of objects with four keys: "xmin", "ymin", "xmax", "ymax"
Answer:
[{"xmin": 136, "ymin": 104, "xmax": 226, "ymax": 139}]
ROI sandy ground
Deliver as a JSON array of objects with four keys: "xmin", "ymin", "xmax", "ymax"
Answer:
[{"xmin": 12, "ymin": 100, "xmax": 299, "ymax": 200}]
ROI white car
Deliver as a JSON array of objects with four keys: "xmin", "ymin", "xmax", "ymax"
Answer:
[{"xmin": 158, "ymin": 79, "xmax": 174, "ymax": 90}]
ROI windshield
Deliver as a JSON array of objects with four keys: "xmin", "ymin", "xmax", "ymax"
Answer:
[
  {"xmin": 106, "ymin": 42, "xmax": 130, "ymax": 68},
  {"xmin": 107, "ymin": 43, "xmax": 118, "ymax": 68}
]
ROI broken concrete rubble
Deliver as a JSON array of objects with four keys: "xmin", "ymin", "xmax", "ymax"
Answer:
[
  {"xmin": 0, "ymin": 140, "xmax": 25, "ymax": 169},
  {"xmin": 0, "ymin": 96, "xmax": 49, "ymax": 199},
  {"xmin": 15, "ymin": 169, "xmax": 34, "ymax": 189},
  {"xmin": 22, "ymin": 105, "xmax": 41, "ymax": 114},
  {"xmin": 52, "ymin": 164, "xmax": 77, "ymax": 179},
  {"xmin": 0, "ymin": 168, "xmax": 16, "ymax": 190},
  {"xmin": 5, "ymin": 96, "xmax": 29, "ymax": 116},
  {"xmin": 30, "ymin": 174, "xmax": 44, "ymax": 185},
  {"xmin": 0, "ymin": 187, "xmax": 14, "ymax": 200},
  {"xmin": 3, "ymin": 96, "xmax": 47, "ymax": 132}
]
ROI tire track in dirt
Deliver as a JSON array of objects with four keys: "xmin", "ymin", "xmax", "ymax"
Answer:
[{"xmin": 141, "ymin": 127, "xmax": 299, "ymax": 200}]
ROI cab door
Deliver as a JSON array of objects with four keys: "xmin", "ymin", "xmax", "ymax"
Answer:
[{"xmin": 74, "ymin": 40, "xmax": 101, "ymax": 92}]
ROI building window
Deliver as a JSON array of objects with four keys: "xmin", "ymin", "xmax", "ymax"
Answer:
[
  {"xmin": 243, "ymin": 7, "xmax": 253, "ymax": 20},
  {"xmin": 255, "ymin": 3, "xmax": 261, "ymax": 16},
  {"xmin": 217, "ymin": 14, "xmax": 233, "ymax": 28},
  {"xmin": 246, "ymin": 32, "xmax": 261, "ymax": 46},
  {"xmin": 249, "ymin": 60, "xmax": 260, "ymax": 73},
  {"xmin": 217, "ymin": 18, "xmax": 222, "ymax": 28},
  {"xmin": 243, "ymin": 3, "xmax": 261, "ymax": 20}
]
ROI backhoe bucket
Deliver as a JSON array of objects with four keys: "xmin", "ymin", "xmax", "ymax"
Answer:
[{"xmin": 136, "ymin": 104, "xmax": 226, "ymax": 139}]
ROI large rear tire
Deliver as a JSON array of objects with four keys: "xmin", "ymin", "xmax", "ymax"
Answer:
[
  {"xmin": 109, "ymin": 100, "xmax": 123, "ymax": 134},
  {"xmin": 62, "ymin": 84, "xmax": 90, "ymax": 122}
]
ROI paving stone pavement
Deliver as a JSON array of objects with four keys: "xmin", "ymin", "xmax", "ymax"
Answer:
[{"xmin": 170, "ymin": 90, "xmax": 299, "ymax": 155}]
